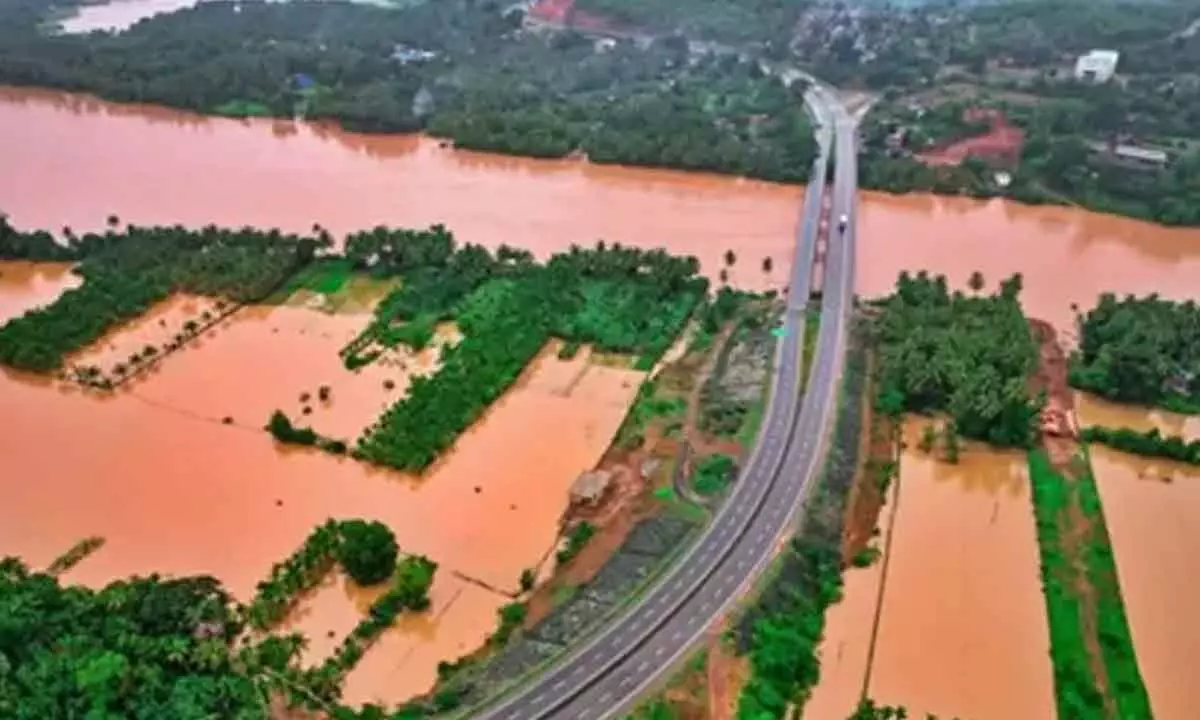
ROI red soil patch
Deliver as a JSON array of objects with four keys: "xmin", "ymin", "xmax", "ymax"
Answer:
[
  {"xmin": 1028, "ymin": 318, "xmax": 1079, "ymax": 467},
  {"xmin": 528, "ymin": 0, "xmax": 631, "ymax": 35},
  {"xmin": 916, "ymin": 108, "xmax": 1025, "ymax": 168},
  {"xmin": 841, "ymin": 339, "xmax": 895, "ymax": 563},
  {"xmin": 529, "ymin": 0, "xmax": 573, "ymax": 24},
  {"xmin": 707, "ymin": 626, "xmax": 749, "ymax": 720}
]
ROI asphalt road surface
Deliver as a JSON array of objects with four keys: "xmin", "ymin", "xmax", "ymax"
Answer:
[{"xmin": 473, "ymin": 86, "xmax": 854, "ymax": 720}]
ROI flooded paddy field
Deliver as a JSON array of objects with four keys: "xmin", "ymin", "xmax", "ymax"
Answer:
[
  {"xmin": 69, "ymin": 293, "xmax": 222, "ymax": 377},
  {"xmin": 1078, "ymin": 398, "xmax": 1200, "ymax": 720},
  {"xmin": 127, "ymin": 303, "xmax": 457, "ymax": 440},
  {"xmin": 0, "ymin": 261, "xmax": 80, "ymax": 320},
  {"xmin": 1077, "ymin": 391, "xmax": 1200, "ymax": 442},
  {"xmin": 802, "ymin": 549, "xmax": 891, "ymax": 720},
  {"xmin": 812, "ymin": 418, "xmax": 1054, "ymax": 720},
  {"xmin": 0, "ymin": 271, "xmax": 643, "ymax": 703}
]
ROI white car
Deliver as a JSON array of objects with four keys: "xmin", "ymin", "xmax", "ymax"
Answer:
[{"xmin": 837, "ymin": 214, "xmax": 848, "ymax": 233}]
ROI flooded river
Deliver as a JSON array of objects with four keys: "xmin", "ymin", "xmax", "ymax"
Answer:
[
  {"xmin": 1078, "ymin": 397, "xmax": 1200, "ymax": 720},
  {"xmin": 0, "ymin": 87, "xmax": 801, "ymax": 292},
  {"xmin": 5, "ymin": 88, "xmax": 1200, "ymax": 324},
  {"xmin": 856, "ymin": 192, "xmax": 1200, "ymax": 333}
]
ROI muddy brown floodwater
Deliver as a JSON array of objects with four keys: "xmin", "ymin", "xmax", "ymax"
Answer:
[
  {"xmin": 857, "ymin": 193, "xmax": 1200, "ymax": 333},
  {"xmin": 5, "ymin": 85, "xmax": 1200, "ymax": 709},
  {"xmin": 1077, "ymin": 396, "xmax": 1200, "ymax": 720},
  {"xmin": 0, "ymin": 272, "xmax": 643, "ymax": 702},
  {"xmin": 0, "ymin": 261, "xmax": 80, "ymax": 320},
  {"xmin": 0, "ymin": 87, "xmax": 802, "ymax": 292},
  {"xmin": 850, "ymin": 418, "xmax": 1054, "ymax": 720}
]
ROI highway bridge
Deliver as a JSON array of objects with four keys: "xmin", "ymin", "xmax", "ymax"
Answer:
[{"xmin": 473, "ymin": 83, "xmax": 860, "ymax": 720}]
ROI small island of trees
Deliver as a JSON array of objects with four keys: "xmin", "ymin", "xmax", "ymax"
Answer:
[
  {"xmin": 873, "ymin": 270, "xmax": 1041, "ymax": 447},
  {"xmin": 1070, "ymin": 293, "xmax": 1200, "ymax": 414}
]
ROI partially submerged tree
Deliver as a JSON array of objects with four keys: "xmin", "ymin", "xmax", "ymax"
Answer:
[{"xmin": 337, "ymin": 520, "xmax": 398, "ymax": 586}]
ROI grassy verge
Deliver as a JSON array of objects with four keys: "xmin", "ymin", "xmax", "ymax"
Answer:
[
  {"xmin": 1080, "ymin": 425, "xmax": 1200, "ymax": 466},
  {"xmin": 733, "ymin": 317, "xmax": 867, "ymax": 718},
  {"xmin": 269, "ymin": 258, "xmax": 354, "ymax": 301},
  {"xmin": 1027, "ymin": 448, "xmax": 1152, "ymax": 719},
  {"xmin": 799, "ymin": 307, "xmax": 820, "ymax": 391}
]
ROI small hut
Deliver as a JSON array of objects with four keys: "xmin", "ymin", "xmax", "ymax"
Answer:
[{"xmin": 569, "ymin": 469, "xmax": 613, "ymax": 508}]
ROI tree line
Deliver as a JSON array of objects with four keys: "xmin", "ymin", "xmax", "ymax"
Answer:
[
  {"xmin": 1070, "ymin": 293, "xmax": 1200, "ymax": 413},
  {"xmin": 872, "ymin": 271, "xmax": 1041, "ymax": 447},
  {"xmin": 0, "ymin": 219, "xmax": 322, "ymax": 373},
  {"xmin": 354, "ymin": 238, "xmax": 707, "ymax": 473},
  {"xmin": 1080, "ymin": 425, "xmax": 1200, "ymax": 465}
]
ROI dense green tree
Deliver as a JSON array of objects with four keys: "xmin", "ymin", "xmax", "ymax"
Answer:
[
  {"xmin": 390, "ymin": 555, "xmax": 437, "ymax": 611},
  {"xmin": 1081, "ymin": 425, "xmax": 1200, "ymax": 465},
  {"xmin": 1070, "ymin": 293, "xmax": 1200, "ymax": 412},
  {"xmin": 0, "ymin": 558, "xmax": 267, "ymax": 718},
  {"xmin": 336, "ymin": 520, "xmax": 399, "ymax": 586},
  {"xmin": 873, "ymin": 271, "xmax": 1041, "ymax": 447},
  {"xmin": 355, "ymin": 239, "xmax": 705, "ymax": 472}
]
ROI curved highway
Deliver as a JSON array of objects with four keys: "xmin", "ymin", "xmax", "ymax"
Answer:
[{"xmin": 474, "ymin": 84, "xmax": 856, "ymax": 720}]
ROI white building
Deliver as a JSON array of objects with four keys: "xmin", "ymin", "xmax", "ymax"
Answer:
[{"xmin": 1074, "ymin": 49, "xmax": 1120, "ymax": 84}]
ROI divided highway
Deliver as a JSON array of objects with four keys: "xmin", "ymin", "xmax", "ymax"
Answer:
[{"xmin": 473, "ymin": 84, "xmax": 857, "ymax": 720}]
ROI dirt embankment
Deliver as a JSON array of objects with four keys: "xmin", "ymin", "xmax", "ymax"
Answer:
[
  {"xmin": 840, "ymin": 350, "xmax": 895, "ymax": 564},
  {"xmin": 1028, "ymin": 318, "xmax": 1115, "ymax": 713},
  {"xmin": 524, "ymin": 319, "xmax": 747, "ymax": 628}
]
